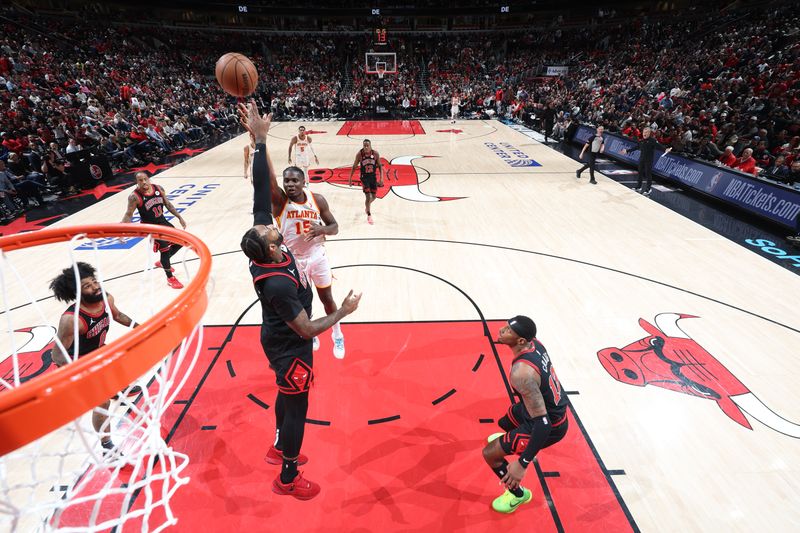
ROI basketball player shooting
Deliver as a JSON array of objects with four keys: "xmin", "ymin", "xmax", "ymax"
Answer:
[
  {"xmin": 348, "ymin": 139, "xmax": 383, "ymax": 225},
  {"xmin": 482, "ymin": 316, "xmax": 569, "ymax": 513},
  {"xmin": 238, "ymin": 100, "xmax": 361, "ymax": 500},
  {"xmin": 50, "ymin": 262, "xmax": 139, "ymax": 455},
  {"xmin": 270, "ymin": 153, "xmax": 346, "ymax": 358},
  {"xmin": 121, "ymin": 172, "xmax": 187, "ymax": 289},
  {"xmin": 288, "ymin": 126, "xmax": 319, "ymax": 186}
]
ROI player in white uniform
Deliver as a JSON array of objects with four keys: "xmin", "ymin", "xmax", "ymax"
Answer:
[
  {"xmin": 288, "ymin": 126, "xmax": 319, "ymax": 186},
  {"xmin": 243, "ymin": 132, "xmax": 256, "ymax": 181},
  {"xmin": 450, "ymin": 94, "xmax": 460, "ymax": 123},
  {"xmin": 270, "ymin": 158, "xmax": 345, "ymax": 358}
]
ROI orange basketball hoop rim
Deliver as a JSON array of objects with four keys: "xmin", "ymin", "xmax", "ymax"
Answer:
[{"xmin": 0, "ymin": 223, "xmax": 211, "ymax": 456}]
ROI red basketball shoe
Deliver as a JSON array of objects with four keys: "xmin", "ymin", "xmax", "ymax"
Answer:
[
  {"xmin": 272, "ymin": 472, "xmax": 320, "ymax": 500},
  {"xmin": 167, "ymin": 277, "xmax": 184, "ymax": 289}
]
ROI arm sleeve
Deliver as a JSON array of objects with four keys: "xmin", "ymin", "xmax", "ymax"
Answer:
[
  {"xmin": 264, "ymin": 278, "xmax": 304, "ymax": 323},
  {"xmin": 518, "ymin": 415, "xmax": 553, "ymax": 466},
  {"xmin": 252, "ymin": 143, "xmax": 272, "ymax": 226}
]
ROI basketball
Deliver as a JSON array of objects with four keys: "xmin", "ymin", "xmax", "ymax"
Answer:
[{"xmin": 215, "ymin": 52, "xmax": 258, "ymax": 97}]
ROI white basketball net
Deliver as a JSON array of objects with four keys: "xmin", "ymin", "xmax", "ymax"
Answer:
[{"xmin": 0, "ymin": 231, "xmax": 205, "ymax": 532}]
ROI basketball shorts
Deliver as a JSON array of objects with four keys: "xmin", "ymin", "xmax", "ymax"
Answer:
[
  {"xmin": 152, "ymin": 221, "xmax": 176, "ymax": 253},
  {"xmin": 451, "ymin": 105, "xmax": 459, "ymax": 116},
  {"xmin": 497, "ymin": 403, "xmax": 568, "ymax": 456},
  {"xmin": 264, "ymin": 341, "xmax": 314, "ymax": 395},
  {"xmin": 294, "ymin": 154, "xmax": 311, "ymax": 168},
  {"xmin": 361, "ymin": 174, "xmax": 377, "ymax": 194},
  {"xmin": 295, "ymin": 247, "xmax": 332, "ymax": 289}
]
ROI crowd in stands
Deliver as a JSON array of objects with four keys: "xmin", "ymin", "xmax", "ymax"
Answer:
[
  {"xmin": 514, "ymin": 6, "xmax": 800, "ymax": 186},
  {"xmin": 415, "ymin": 6, "xmax": 799, "ymax": 186},
  {"xmin": 345, "ymin": 58, "xmax": 422, "ymax": 118},
  {"xmin": 264, "ymin": 37, "xmax": 349, "ymax": 119},
  {"xmin": 1, "ymin": 3, "xmax": 798, "ymax": 223},
  {"xmin": 0, "ymin": 14, "xmax": 247, "ymax": 221}
]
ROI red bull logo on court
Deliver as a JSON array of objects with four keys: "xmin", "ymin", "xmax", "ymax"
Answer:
[
  {"xmin": 308, "ymin": 155, "xmax": 464, "ymax": 202},
  {"xmin": 0, "ymin": 326, "xmax": 56, "ymax": 392},
  {"xmin": 598, "ymin": 313, "xmax": 800, "ymax": 438}
]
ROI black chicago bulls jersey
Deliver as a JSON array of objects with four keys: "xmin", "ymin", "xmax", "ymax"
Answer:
[
  {"xmin": 63, "ymin": 303, "xmax": 110, "ymax": 356},
  {"xmin": 250, "ymin": 246, "xmax": 313, "ymax": 357},
  {"xmin": 359, "ymin": 150, "xmax": 377, "ymax": 178},
  {"xmin": 512, "ymin": 339, "xmax": 568, "ymax": 425},
  {"xmin": 133, "ymin": 185, "xmax": 169, "ymax": 225}
]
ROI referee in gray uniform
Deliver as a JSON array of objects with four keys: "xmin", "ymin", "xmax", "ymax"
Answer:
[{"xmin": 577, "ymin": 126, "xmax": 605, "ymax": 184}]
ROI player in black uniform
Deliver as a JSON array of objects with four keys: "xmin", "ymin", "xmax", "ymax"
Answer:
[
  {"xmin": 238, "ymin": 100, "xmax": 361, "ymax": 500},
  {"xmin": 121, "ymin": 172, "xmax": 187, "ymax": 289},
  {"xmin": 347, "ymin": 139, "xmax": 383, "ymax": 225},
  {"xmin": 482, "ymin": 315, "xmax": 569, "ymax": 513},
  {"xmin": 49, "ymin": 262, "xmax": 138, "ymax": 453}
]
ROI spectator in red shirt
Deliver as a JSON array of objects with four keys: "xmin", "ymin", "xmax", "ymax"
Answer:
[
  {"xmin": 129, "ymin": 127, "xmax": 149, "ymax": 143},
  {"xmin": 733, "ymin": 148, "xmax": 758, "ymax": 175},
  {"xmin": 719, "ymin": 146, "xmax": 737, "ymax": 167},
  {"xmin": 622, "ymin": 124, "xmax": 641, "ymax": 138},
  {"xmin": 1, "ymin": 133, "xmax": 22, "ymax": 154}
]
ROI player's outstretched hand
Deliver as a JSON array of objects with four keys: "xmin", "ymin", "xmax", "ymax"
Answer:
[
  {"xmin": 341, "ymin": 290, "xmax": 362, "ymax": 315},
  {"xmin": 237, "ymin": 100, "xmax": 272, "ymax": 142}
]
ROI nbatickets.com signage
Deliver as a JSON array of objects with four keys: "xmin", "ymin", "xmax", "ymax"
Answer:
[
  {"xmin": 76, "ymin": 183, "xmax": 220, "ymax": 250},
  {"xmin": 483, "ymin": 142, "xmax": 541, "ymax": 168},
  {"xmin": 572, "ymin": 125, "xmax": 800, "ymax": 229}
]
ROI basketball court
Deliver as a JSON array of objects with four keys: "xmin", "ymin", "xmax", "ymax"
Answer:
[{"xmin": 2, "ymin": 119, "xmax": 799, "ymax": 531}]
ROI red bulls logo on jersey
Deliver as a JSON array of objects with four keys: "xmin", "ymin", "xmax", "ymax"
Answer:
[
  {"xmin": 308, "ymin": 155, "xmax": 464, "ymax": 202},
  {"xmin": 0, "ymin": 326, "xmax": 57, "ymax": 392},
  {"xmin": 598, "ymin": 313, "xmax": 800, "ymax": 438}
]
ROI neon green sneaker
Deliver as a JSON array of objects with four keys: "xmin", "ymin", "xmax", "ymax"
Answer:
[
  {"xmin": 491, "ymin": 488, "xmax": 532, "ymax": 514},
  {"xmin": 487, "ymin": 432, "xmax": 504, "ymax": 443}
]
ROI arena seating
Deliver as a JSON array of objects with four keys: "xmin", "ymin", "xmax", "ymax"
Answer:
[{"xmin": 0, "ymin": 1, "xmax": 797, "ymax": 222}]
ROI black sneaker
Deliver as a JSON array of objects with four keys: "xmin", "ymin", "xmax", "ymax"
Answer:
[
  {"xmin": 634, "ymin": 188, "xmax": 643, "ymax": 193},
  {"xmin": 643, "ymin": 190, "xmax": 651, "ymax": 196},
  {"xmin": 576, "ymin": 170, "xmax": 581, "ymax": 179},
  {"xmin": 589, "ymin": 179, "xmax": 597, "ymax": 185}
]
